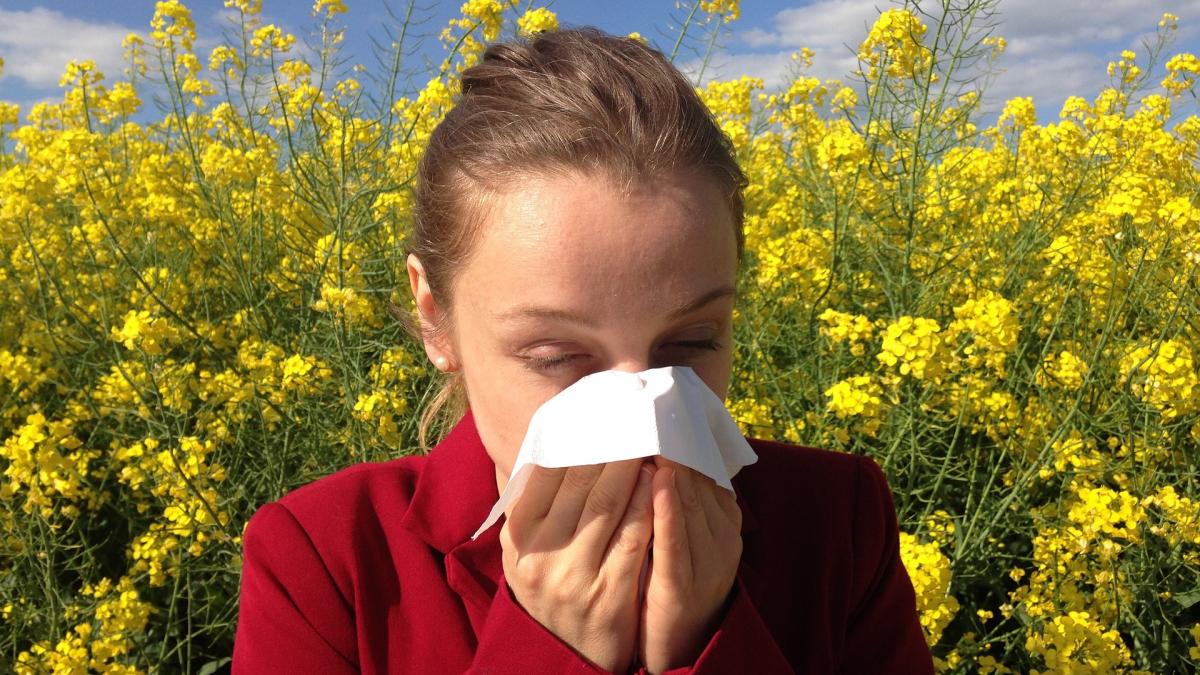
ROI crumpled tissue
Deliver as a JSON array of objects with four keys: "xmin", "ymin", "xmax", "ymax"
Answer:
[{"xmin": 472, "ymin": 365, "xmax": 758, "ymax": 539}]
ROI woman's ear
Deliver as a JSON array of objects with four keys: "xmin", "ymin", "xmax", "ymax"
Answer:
[{"xmin": 407, "ymin": 253, "xmax": 458, "ymax": 370}]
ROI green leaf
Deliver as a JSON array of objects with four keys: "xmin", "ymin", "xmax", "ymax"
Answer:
[
  {"xmin": 198, "ymin": 657, "xmax": 232, "ymax": 675},
  {"xmin": 1173, "ymin": 588, "xmax": 1200, "ymax": 610}
]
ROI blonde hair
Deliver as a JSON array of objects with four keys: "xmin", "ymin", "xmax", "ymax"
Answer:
[{"xmin": 394, "ymin": 26, "xmax": 747, "ymax": 451}]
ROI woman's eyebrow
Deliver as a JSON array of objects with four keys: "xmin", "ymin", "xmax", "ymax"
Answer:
[
  {"xmin": 666, "ymin": 284, "xmax": 737, "ymax": 320},
  {"xmin": 496, "ymin": 305, "xmax": 597, "ymax": 327},
  {"xmin": 494, "ymin": 284, "xmax": 736, "ymax": 326}
]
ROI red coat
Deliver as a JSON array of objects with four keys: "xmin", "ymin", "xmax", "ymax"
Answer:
[{"xmin": 232, "ymin": 409, "xmax": 934, "ymax": 674}]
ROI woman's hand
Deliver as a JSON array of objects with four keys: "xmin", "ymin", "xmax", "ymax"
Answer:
[
  {"xmin": 639, "ymin": 459, "xmax": 743, "ymax": 674},
  {"xmin": 499, "ymin": 459, "xmax": 655, "ymax": 674}
]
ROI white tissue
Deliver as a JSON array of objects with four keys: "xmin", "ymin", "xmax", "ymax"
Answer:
[{"xmin": 471, "ymin": 365, "xmax": 758, "ymax": 539}]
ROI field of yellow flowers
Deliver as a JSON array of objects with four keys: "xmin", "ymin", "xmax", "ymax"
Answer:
[{"xmin": 1, "ymin": 0, "xmax": 1198, "ymax": 671}]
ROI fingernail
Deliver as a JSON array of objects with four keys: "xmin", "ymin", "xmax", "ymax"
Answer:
[{"xmin": 639, "ymin": 464, "xmax": 654, "ymax": 483}]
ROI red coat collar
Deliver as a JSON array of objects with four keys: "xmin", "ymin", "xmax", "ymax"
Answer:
[{"xmin": 399, "ymin": 408, "xmax": 500, "ymax": 555}]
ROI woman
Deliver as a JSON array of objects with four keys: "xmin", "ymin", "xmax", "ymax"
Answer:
[{"xmin": 232, "ymin": 27, "xmax": 934, "ymax": 674}]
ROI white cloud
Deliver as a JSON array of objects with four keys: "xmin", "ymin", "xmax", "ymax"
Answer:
[
  {"xmin": 679, "ymin": 0, "xmax": 876, "ymax": 90},
  {"xmin": 981, "ymin": 51, "xmax": 1105, "ymax": 118},
  {"xmin": 695, "ymin": 0, "xmax": 1200, "ymax": 119},
  {"xmin": 680, "ymin": 50, "xmax": 801, "ymax": 90},
  {"xmin": 0, "ymin": 8, "xmax": 136, "ymax": 88},
  {"xmin": 738, "ymin": 0, "xmax": 882, "ymax": 53},
  {"xmin": 740, "ymin": 27, "xmax": 783, "ymax": 50},
  {"xmin": 991, "ymin": 0, "xmax": 1164, "ymax": 45}
]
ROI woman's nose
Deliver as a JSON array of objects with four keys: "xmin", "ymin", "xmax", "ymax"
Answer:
[{"xmin": 607, "ymin": 356, "xmax": 654, "ymax": 373}]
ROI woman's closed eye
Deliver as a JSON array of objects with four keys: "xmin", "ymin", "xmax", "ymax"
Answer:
[{"xmin": 521, "ymin": 339, "xmax": 724, "ymax": 373}]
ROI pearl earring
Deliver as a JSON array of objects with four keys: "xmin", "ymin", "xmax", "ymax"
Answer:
[{"xmin": 435, "ymin": 356, "xmax": 449, "ymax": 371}]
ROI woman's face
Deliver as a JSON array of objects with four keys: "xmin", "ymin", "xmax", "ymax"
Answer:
[{"xmin": 408, "ymin": 169, "xmax": 738, "ymax": 484}]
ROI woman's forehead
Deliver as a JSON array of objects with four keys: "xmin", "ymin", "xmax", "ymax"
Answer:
[
  {"xmin": 481, "ymin": 171, "xmax": 729, "ymax": 261},
  {"xmin": 455, "ymin": 171, "xmax": 737, "ymax": 320}
]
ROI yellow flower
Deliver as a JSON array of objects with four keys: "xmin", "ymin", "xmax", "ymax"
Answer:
[
  {"xmin": 517, "ymin": 7, "xmax": 558, "ymax": 36},
  {"xmin": 998, "ymin": 96, "xmax": 1037, "ymax": 128},
  {"xmin": 727, "ymin": 397, "xmax": 775, "ymax": 439},
  {"xmin": 312, "ymin": 285, "xmax": 378, "ymax": 326},
  {"xmin": 857, "ymin": 9, "xmax": 932, "ymax": 81},
  {"xmin": 819, "ymin": 308, "xmax": 874, "ymax": 355},
  {"xmin": 0, "ymin": 101, "xmax": 18, "ymax": 127},
  {"xmin": 1024, "ymin": 611, "xmax": 1135, "ymax": 672},
  {"xmin": 697, "ymin": 75, "xmax": 764, "ymax": 152},
  {"xmin": 1037, "ymin": 350, "xmax": 1089, "ymax": 390},
  {"xmin": 824, "ymin": 375, "xmax": 885, "ymax": 436},
  {"xmin": 816, "ymin": 120, "xmax": 869, "ymax": 179},
  {"xmin": 982, "ymin": 35, "xmax": 1006, "ymax": 58},
  {"xmin": 109, "ymin": 310, "xmax": 180, "ymax": 356},
  {"xmin": 1119, "ymin": 339, "xmax": 1199, "ymax": 420},
  {"xmin": 876, "ymin": 316, "xmax": 946, "ymax": 381},
  {"xmin": 250, "ymin": 24, "xmax": 296, "ymax": 57},
  {"xmin": 1163, "ymin": 52, "xmax": 1200, "ymax": 96},
  {"xmin": 225, "ymin": 0, "xmax": 263, "ymax": 14},
  {"xmin": 753, "ymin": 227, "xmax": 831, "ymax": 306},
  {"xmin": 947, "ymin": 291, "xmax": 1020, "ymax": 375},
  {"xmin": 899, "ymin": 531, "xmax": 960, "ymax": 647},
  {"xmin": 699, "ymin": 0, "xmax": 740, "ymax": 23},
  {"xmin": 150, "ymin": 0, "xmax": 197, "ymax": 50},
  {"xmin": 440, "ymin": 0, "xmax": 507, "ymax": 71},
  {"xmin": 313, "ymin": 0, "xmax": 348, "ymax": 17},
  {"xmin": 1144, "ymin": 486, "xmax": 1200, "ymax": 546}
]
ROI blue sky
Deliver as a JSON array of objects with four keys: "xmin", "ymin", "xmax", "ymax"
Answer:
[{"xmin": 1, "ymin": 0, "xmax": 1198, "ymax": 124}]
